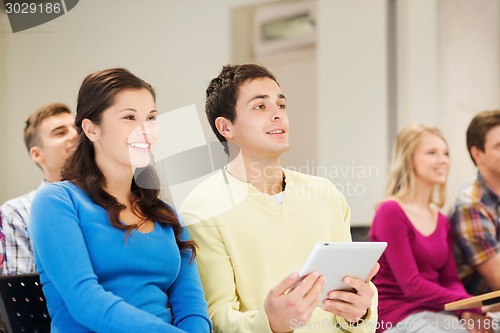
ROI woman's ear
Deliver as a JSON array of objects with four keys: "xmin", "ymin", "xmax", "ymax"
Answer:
[
  {"xmin": 214, "ymin": 117, "xmax": 234, "ymax": 140},
  {"xmin": 81, "ymin": 118, "xmax": 100, "ymax": 142}
]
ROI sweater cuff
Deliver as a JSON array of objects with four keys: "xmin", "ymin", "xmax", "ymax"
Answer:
[
  {"xmin": 335, "ymin": 281, "xmax": 378, "ymax": 333},
  {"xmin": 257, "ymin": 305, "xmax": 274, "ymax": 333},
  {"xmin": 177, "ymin": 315, "xmax": 212, "ymax": 332},
  {"xmin": 335, "ymin": 307, "xmax": 376, "ymax": 333}
]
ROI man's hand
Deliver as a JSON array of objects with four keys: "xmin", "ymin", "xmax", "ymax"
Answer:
[
  {"xmin": 461, "ymin": 311, "xmax": 494, "ymax": 333},
  {"xmin": 264, "ymin": 272, "xmax": 325, "ymax": 333},
  {"xmin": 482, "ymin": 302, "xmax": 500, "ymax": 314},
  {"xmin": 320, "ymin": 263, "xmax": 380, "ymax": 323}
]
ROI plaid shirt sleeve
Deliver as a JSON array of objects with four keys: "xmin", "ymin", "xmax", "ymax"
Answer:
[
  {"xmin": 451, "ymin": 202, "xmax": 500, "ymax": 268},
  {"xmin": 0, "ymin": 197, "xmax": 36, "ymax": 275}
]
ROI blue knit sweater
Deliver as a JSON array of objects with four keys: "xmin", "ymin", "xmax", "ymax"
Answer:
[{"xmin": 29, "ymin": 181, "xmax": 211, "ymax": 333}]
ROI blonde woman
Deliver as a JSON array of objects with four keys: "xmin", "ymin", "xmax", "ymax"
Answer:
[{"xmin": 369, "ymin": 124, "xmax": 491, "ymax": 333}]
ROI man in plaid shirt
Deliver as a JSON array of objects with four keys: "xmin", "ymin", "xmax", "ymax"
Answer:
[
  {"xmin": 0, "ymin": 103, "xmax": 76, "ymax": 275},
  {"xmin": 449, "ymin": 110, "xmax": 500, "ymax": 296}
]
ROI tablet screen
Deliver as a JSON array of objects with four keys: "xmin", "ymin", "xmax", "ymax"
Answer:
[{"xmin": 298, "ymin": 242, "xmax": 387, "ymax": 306}]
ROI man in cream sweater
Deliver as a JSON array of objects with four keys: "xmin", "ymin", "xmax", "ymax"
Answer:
[{"xmin": 181, "ymin": 64, "xmax": 378, "ymax": 333}]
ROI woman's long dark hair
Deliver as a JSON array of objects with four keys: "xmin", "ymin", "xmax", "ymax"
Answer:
[{"xmin": 62, "ymin": 68, "xmax": 196, "ymax": 259}]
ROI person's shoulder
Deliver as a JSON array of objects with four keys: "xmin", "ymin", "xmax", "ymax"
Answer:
[
  {"xmin": 372, "ymin": 199, "xmax": 404, "ymax": 221},
  {"xmin": 284, "ymin": 169, "xmax": 343, "ymax": 197},
  {"xmin": 453, "ymin": 183, "xmax": 475, "ymax": 203},
  {"xmin": 449, "ymin": 182, "xmax": 486, "ymax": 218},
  {"xmin": 448, "ymin": 181, "xmax": 493, "ymax": 228},
  {"xmin": 285, "ymin": 168, "xmax": 332, "ymax": 184},
  {"xmin": 183, "ymin": 170, "xmax": 227, "ymax": 200},
  {"xmin": 1, "ymin": 189, "xmax": 37, "ymax": 216},
  {"xmin": 437, "ymin": 210, "xmax": 448, "ymax": 220},
  {"xmin": 376, "ymin": 199, "xmax": 402, "ymax": 212},
  {"xmin": 34, "ymin": 180, "xmax": 89, "ymax": 205},
  {"xmin": 37, "ymin": 180, "xmax": 79, "ymax": 195},
  {"xmin": 437, "ymin": 211, "xmax": 451, "ymax": 229},
  {"xmin": 371, "ymin": 199, "xmax": 408, "ymax": 230},
  {"xmin": 453, "ymin": 172, "xmax": 492, "ymax": 205},
  {"xmin": 180, "ymin": 170, "xmax": 231, "ymax": 216}
]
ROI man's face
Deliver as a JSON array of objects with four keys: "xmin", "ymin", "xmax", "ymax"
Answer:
[
  {"xmin": 33, "ymin": 112, "xmax": 77, "ymax": 181},
  {"xmin": 474, "ymin": 125, "xmax": 500, "ymax": 180},
  {"xmin": 228, "ymin": 77, "xmax": 289, "ymax": 159}
]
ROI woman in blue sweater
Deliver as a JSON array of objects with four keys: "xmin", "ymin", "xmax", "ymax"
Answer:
[{"xmin": 29, "ymin": 68, "xmax": 212, "ymax": 333}]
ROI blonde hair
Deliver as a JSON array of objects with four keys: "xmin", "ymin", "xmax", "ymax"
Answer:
[{"xmin": 385, "ymin": 123, "xmax": 448, "ymax": 207}]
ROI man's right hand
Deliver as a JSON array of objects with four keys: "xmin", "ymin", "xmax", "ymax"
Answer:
[
  {"xmin": 461, "ymin": 311, "xmax": 494, "ymax": 333},
  {"xmin": 264, "ymin": 272, "xmax": 325, "ymax": 333}
]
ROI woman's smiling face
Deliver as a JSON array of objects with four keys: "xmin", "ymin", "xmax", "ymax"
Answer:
[{"xmin": 90, "ymin": 88, "xmax": 158, "ymax": 171}]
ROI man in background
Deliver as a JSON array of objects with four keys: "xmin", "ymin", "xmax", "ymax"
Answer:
[
  {"xmin": 0, "ymin": 103, "xmax": 77, "ymax": 275},
  {"xmin": 449, "ymin": 110, "xmax": 500, "ymax": 295}
]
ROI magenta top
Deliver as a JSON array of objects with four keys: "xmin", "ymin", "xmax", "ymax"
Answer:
[{"xmin": 369, "ymin": 200, "xmax": 479, "ymax": 331}]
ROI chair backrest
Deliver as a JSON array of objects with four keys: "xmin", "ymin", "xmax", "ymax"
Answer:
[{"xmin": 0, "ymin": 273, "xmax": 51, "ymax": 333}]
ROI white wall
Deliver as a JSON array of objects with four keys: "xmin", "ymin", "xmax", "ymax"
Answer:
[
  {"xmin": 397, "ymin": 0, "xmax": 439, "ymax": 127},
  {"xmin": 439, "ymin": 0, "xmax": 500, "ymax": 206},
  {"xmin": 317, "ymin": 0, "xmax": 389, "ymax": 226},
  {"xmin": 0, "ymin": 0, "xmax": 230, "ymax": 203},
  {"xmin": 396, "ymin": 0, "xmax": 500, "ymax": 209}
]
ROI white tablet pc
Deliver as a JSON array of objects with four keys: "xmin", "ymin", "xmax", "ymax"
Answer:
[{"xmin": 298, "ymin": 242, "xmax": 387, "ymax": 306}]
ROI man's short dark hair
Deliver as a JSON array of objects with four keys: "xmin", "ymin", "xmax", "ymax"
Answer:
[
  {"xmin": 205, "ymin": 64, "xmax": 278, "ymax": 153},
  {"xmin": 466, "ymin": 110, "xmax": 500, "ymax": 165}
]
